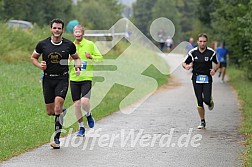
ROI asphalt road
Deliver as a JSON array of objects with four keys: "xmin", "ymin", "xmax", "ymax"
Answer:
[{"xmin": 0, "ymin": 56, "xmax": 244, "ymax": 167}]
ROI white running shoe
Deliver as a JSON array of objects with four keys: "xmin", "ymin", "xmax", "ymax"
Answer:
[{"xmin": 197, "ymin": 121, "xmax": 206, "ymax": 129}]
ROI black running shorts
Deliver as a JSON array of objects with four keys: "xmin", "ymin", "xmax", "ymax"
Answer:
[
  {"xmin": 220, "ymin": 62, "xmax": 227, "ymax": 68},
  {"xmin": 42, "ymin": 77, "xmax": 69, "ymax": 104},
  {"xmin": 70, "ymin": 80, "xmax": 92, "ymax": 101}
]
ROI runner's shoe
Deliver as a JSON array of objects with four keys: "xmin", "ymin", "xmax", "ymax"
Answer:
[
  {"xmin": 62, "ymin": 108, "xmax": 67, "ymax": 116},
  {"xmin": 50, "ymin": 139, "xmax": 60, "ymax": 149},
  {"xmin": 197, "ymin": 120, "xmax": 206, "ymax": 129},
  {"xmin": 59, "ymin": 108, "xmax": 67, "ymax": 125},
  {"xmin": 208, "ymin": 98, "xmax": 214, "ymax": 111},
  {"xmin": 86, "ymin": 113, "xmax": 95, "ymax": 128},
  {"xmin": 76, "ymin": 127, "xmax": 85, "ymax": 137}
]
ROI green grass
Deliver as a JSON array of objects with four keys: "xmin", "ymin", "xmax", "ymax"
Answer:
[
  {"xmin": 227, "ymin": 66, "xmax": 252, "ymax": 167},
  {"xmin": 0, "ymin": 63, "xmax": 50, "ymax": 160}
]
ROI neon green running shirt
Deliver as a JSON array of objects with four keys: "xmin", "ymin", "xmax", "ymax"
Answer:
[{"xmin": 69, "ymin": 38, "xmax": 103, "ymax": 81}]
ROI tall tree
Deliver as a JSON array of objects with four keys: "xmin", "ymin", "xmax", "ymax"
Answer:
[
  {"xmin": 199, "ymin": 0, "xmax": 252, "ymax": 79},
  {"xmin": 1, "ymin": 0, "xmax": 29, "ymax": 21},
  {"xmin": 210, "ymin": 0, "xmax": 250, "ymax": 63},
  {"xmin": 72, "ymin": 0, "xmax": 122, "ymax": 30},
  {"xmin": 232, "ymin": 0, "xmax": 252, "ymax": 79},
  {"xmin": 176, "ymin": 0, "xmax": 200, "ymax": 40},
  {"xmin": 0, "ymin": 0, "xmax": 4, "ymax": 19},
  {"xmin": 152, "ymin": 0, "xmax": 181, "ymax": 42},
  {"xmin": 132, "ymin": 0, "xmax": 157, "ymax": 36},
  {"xmin": 1, "ymin": 0, "xmax": 73, "ymax": 26},
  {"xmin": 132, "ymin": 0, "xmax": 200, "ymax": 42},
  {"xmin": 196, "ymin": 0, "xmax": 216, "ymax": 27}
]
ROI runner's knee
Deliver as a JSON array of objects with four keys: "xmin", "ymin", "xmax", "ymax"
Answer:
[
  {"xmin": 74, "ymin": 100, "xmax": 81, "ymax": 108},
  {"xmin": 197, "ymin": 101, "xmax": 204, "ymax": 108},
  {"xmin": 81, "ymin": 97, "xmax": 89, "ymax": 106}
]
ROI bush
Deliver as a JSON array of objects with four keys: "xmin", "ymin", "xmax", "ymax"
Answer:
[{"xmin": 0, "ymin": 21, "xmax": 39, "ymax": 62}]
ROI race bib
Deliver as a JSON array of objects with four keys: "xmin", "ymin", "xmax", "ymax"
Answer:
[
  {"xmin": 81, "ymin": 61, "xmax": 87, "ymax": 71},
  {"xmin": 196, "ymin": 75, "xmax": 209, "ymax": 83}
]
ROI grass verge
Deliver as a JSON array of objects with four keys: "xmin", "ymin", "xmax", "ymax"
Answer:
[{"xmin": 227, "ymin": 66, "xmax": 252, "ymax": 167}]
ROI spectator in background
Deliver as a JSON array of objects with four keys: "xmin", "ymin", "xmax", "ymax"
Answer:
[
  {"xmin": 157, "ymin": 29, "xmax": 166, "ymax": 51},
  {"xmin": 185, "ymin": 37, "xmax": 196, "ymax": 54},
  {"xmin": 165, "ymin": 36, "xmax": 173, "ymax": 52},
  {"xmin": 216, "ymin": 42, "xmax": 228, "ymax": 83}
]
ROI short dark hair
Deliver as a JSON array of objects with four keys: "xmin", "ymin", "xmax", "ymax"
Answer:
[
  {"xmin": 50, "ymin": 18, "xmax": 64, "ymax": 29},
  {"xmin": 198, "ymin": 33, "xmax": 208, "ymax": 41}
]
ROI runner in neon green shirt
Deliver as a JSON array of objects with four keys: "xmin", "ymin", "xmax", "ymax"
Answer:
[{"xmin": 69, "ymin": 25, "xmax": 103, "ymax": 136}]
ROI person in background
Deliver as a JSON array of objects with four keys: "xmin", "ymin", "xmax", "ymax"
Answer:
[
  {"xmin": 157, "ymin": 29, "xmax": 166, "ymax": 51},
  {"xmin": 165, "ymin": 36, "xmax": 173, "ymax": 52},
  {"xmin": 185, "ymin": 37, "xmax": 196, "ymax": 54},
  {"xmin": 216, "ymin": 42, "xmax": 228, "ymax": 83},
  {"xmin": 69, "ymin": 25, "xmax": 103, "ymax": 137}
]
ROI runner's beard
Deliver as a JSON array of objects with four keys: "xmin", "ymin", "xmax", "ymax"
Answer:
[{"xmin": 199, "ymin": 45, "xmax": 206, "ymax": 50}]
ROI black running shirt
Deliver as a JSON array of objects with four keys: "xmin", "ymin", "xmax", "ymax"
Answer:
[
  {"xmin": 184, "ymin": 47, "xmax": 218, "ymax": 81},
  {"xmin": 35, "ymin": 37, "xmax": 76, "ymax": 76}
]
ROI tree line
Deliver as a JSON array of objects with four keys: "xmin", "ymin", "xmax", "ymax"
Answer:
[
  {"xmin": 196, "ymin": 0, "xmax": 252, "ymax": 79},
  {"xmin": 0, "ymin": 0, "xmax": 251, "ymax": 79},
  {"xmin": 133, "ymin": 0, "xmax": 251, "ymax": 80},
  {"xmin": 0, "ymin": 0, "xmax": 122, "ymax": 29}
]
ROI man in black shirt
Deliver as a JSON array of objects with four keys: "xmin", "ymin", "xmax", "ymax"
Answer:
[
  {"xmin": 31, "ymin": 18, "xmax": 81, "ymax": 148},
  {"xmin": 182, "ymin": 33, "xmax": 220, "ymax": 129}
]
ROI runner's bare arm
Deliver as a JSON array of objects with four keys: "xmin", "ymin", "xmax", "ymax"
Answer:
[
  {"xmin": 71, "ymin": 53, "xmax": 81, "ymax": 67},
  {"xmin": 210, "ymin": 62, "xmax": 220, "ymax": 76},
  {"xmin": 71, "ymin": 53, "xmax": 81, "ymax": 76},
  {"xmin": 31, "ymin": 51, "xmax": 46, "ymax": 70}
]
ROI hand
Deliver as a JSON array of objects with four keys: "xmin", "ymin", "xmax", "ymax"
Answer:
[
  {"xmin": 85, "ymin": 52, "xmax": 93, "ymax": 59},
  {"xmin": 75, "ymin": 67, "xmax": 80, "ymax": 76},
  {"xmin": 184, "ymin": 63, "xmax": 192, "ymax": 70},
  {"xmin": 40, "ymin": 61, "xmax": 47, "ymax": 70},
  {"xmin": 210, "ymin": 69, "xmax": 216, "ymax": 76}
]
